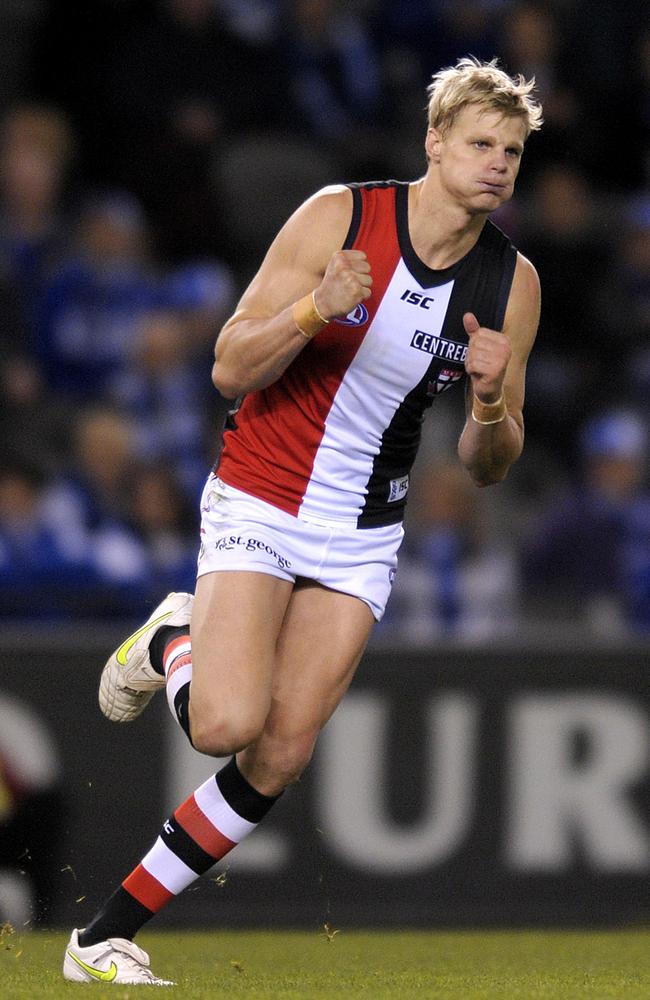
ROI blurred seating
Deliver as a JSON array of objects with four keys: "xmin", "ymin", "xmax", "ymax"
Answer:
[
  {"xmin": 379, "ymin": 460, "xmax": 519, "ymax": 643},
  {"xmin": 0, "ymin": 102, "xmax": 75, "ymax": 333},
  {"xmin": 213, "ymin": 133, "xmax": 342, "ymax": 276},
  {"xmin": 33, "ymin": 190, "xmax": 160, "ymax": 400},
  {"xmin": 0, "ymin": 0, "xmax": 647, "ymax": 638},
  {"xmin": 523, "ymin": 409, "xmax": 650, "ymax": 636}
]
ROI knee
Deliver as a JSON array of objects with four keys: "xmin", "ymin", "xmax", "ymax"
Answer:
[
  {"xmin": 272, "ymin": 748, "xmax": 313, "ymax": 788},
  {"xmin": 242, "ymin": 732, "xmax": 318, "ymax": 793},
  {"xmin": 189, "ymin": 702, "xmax": 267, "ymax": 758}
]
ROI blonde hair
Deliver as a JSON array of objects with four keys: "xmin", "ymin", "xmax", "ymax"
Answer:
[{"xmin": 427, "ymin": 56, "xmax": 543, "ymax": 138}]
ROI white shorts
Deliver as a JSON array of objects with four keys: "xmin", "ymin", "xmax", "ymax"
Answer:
[{"xmin": 196, "ymin": 476, "xmax": 404, "ymax": 621}]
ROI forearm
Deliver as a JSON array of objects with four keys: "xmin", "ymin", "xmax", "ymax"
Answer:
[
  {"xmin": 212, "ymin": 220, "xmax": 371, "ymax": 399},
  {"xmin": 458, "ymin": 410, "xmax": 524, "ymax": 486},
  {"xmin": 212, "ymin": 298, "xmax": 318, "ymax": 398},
  {"xmin": 458, "ymin": 255, "xmax": 538, "ymax": 486}
]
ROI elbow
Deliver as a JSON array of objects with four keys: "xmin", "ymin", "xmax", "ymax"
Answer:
[
  {"xmin": 461, "ymin": 451, "xmax": 515, "ymax": 487},
  {"xmin": 212, "ymin": 327, "xmax": 250, "ymax": 398},
  {"xmin": 212, "ymin": 361, "xmax": 243, "ymax": 401},
  {"xmin": 213, "ymin": 357, "xmax": 278, "ymax": 398},
  {"xmin": 469, "ymin": 467, "xmax": 509, "ymax": 488},
  {"xmin": 459, "ymin": 435, "xmax": 523, "ymax": 488}
]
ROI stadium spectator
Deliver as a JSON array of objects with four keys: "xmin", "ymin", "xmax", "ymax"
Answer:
[
  {"xmin": 0, "ymin": 459, "xmax": 88, "ymax": 619},
  {"xmin": 41, "ymin": 408, "xmax": 152, "ymax": 615},
  {"xmin": 0, "ymin": 103, "xmax": 75, "ymax": 332},
  {"xmin": 163, "ymin": 259, "xmax": 235, "ymax": 351},
  {"xmin": 523, "ymin": 409, "xmax": 650, "ymax": 635},
  {"xmin": 281, "ymin": 0, "xmax": 385, "ymax": 169},
  {"xmin": 109, "ymin": 259, "xmax": 234, "ymax": 495},
  {"xmin": 126, "ymin": 462, "xmax": 198, "ymax": 600},
  {"xmin": 33, "ymin": 190, "xmax": 160, "ymax": 400},
  {"xmin": 0, "ymin": 353, "xmax": 73, "ymax": 478},
  {"xmin": 111, "ymin": 307, "xmax": 216, "ymax": 498},
  {"xmin": 1, "ymin": 418, "xmax": 199, "ymax": 621}
]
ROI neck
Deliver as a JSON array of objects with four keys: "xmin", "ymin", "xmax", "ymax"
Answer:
[{"xmin": 408, "ymin": 175, "xmax": 487, "ymax": 270}]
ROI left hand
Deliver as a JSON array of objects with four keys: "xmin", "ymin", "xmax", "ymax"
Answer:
[{"xmin": 463, "ymin": 312, "xmax": 512, "ymax": 403}]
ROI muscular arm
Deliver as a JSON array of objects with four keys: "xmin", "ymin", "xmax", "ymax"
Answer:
[
  {"xmin": 457, "ymin": 253, "xmax": 540, "ymax": 486},
  {"xmin": 212, "ymin": 186, "xmax": 372, "ymax": 398}
]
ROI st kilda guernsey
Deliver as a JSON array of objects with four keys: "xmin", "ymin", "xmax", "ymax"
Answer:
[{"xmin": 217, "ymin": 181, "xmax": 517, "ymax": 528}]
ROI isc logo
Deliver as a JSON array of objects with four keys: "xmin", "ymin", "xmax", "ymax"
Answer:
[{"xmin": 401, "ymin": 289, "xmax": 435, "ymax": 309}]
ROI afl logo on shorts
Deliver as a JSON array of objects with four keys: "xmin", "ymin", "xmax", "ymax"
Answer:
[{"xmin": 337, "ymin": 303, "xmax": 369, "ymax": 326}]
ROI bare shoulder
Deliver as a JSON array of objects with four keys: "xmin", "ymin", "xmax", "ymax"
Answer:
[
  {"xmin": 503, "ymin": 251, "xmax": 541, "ymax": 356},
  {"xmin": 224, "ymin": 185, "xmax": 354, "ymax": 324},
  {"xmin": 509, "ymin": 252, "xmax": 540, "ymax": 315},
  {"xmin": 300, "ymin": 183, "xmax": 354, "ymax": 220},
  {"xmin": 279, "ymin": 184, "xmax": 354, "ymax": 261},
  {"xmin": 512, "ymin": 252, "xmax": 540, "ymax": 301},
  {"xmin": 496, "ymin": 252, "xmax": 540, "ymax": 418}
]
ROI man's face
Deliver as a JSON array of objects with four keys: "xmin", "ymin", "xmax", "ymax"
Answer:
[{"xmin": 426, "ymin": 104, "xmax": 527, "ymax": 213}]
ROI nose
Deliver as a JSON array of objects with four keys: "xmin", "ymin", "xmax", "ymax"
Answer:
[{"xmin": 490, "ymin": 147, "xmax": 508, "ymax": 172}]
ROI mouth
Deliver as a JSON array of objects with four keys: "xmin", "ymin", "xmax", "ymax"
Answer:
[{"xmin": 477, "ymin": 180, "xmax": 507, "ymax": 193}]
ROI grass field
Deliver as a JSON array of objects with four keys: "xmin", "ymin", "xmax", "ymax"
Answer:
[{"xmin": 2, "ymin": 926, "xmax": 650, "ymax": 999}]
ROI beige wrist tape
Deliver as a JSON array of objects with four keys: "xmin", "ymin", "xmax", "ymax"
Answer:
[
  {"xmin": 471, "ymin": 392, "xmax": 507, "ymax": 425},
  {"xmin": 293, "ymin": 291, "xmax": 329, "ymax": 340}
]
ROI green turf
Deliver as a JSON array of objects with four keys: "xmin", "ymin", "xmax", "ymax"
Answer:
[{"xmin": 2, "ymin": 926, "xmax": 650, "ymax": 999}]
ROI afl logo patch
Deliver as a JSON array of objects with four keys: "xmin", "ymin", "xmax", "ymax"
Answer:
[{"xmin": 337, "ymin": 303, "xmax": 369, "ymax": 326}]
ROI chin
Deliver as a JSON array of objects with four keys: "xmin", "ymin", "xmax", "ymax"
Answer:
[{"xmin": 468, "ymin": 196, "xmax": 503, "ymax": 215}]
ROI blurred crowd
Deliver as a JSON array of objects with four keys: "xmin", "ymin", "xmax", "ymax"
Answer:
[{"xmin": 0, "ymin": 0, "xmax": 649, "ymax": 640}]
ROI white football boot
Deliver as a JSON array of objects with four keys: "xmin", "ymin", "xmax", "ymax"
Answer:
[
  {"xmin": 99, "ymin": 591, "xmax": 193, "ymax": 722},
  {"xmin": 63, "ymin": 929, "xmax": 175, "ymax": 985}
]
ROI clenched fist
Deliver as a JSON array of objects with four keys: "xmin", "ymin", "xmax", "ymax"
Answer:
[
  {"xmin": 314, "ymin": 250, "xmax": 372, "ymax": 320},
  {"xmin": 463, "ymin": 311, "xmax": 511, "ymax": 402}
]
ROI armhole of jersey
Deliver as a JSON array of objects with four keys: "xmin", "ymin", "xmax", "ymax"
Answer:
[
  {"xmin": 494, "ymin": 245, "xmax": 518, "ymax": 330},
  {"xmin": 342, "ymin": 186, "xmax": 363, "ymax": 249}
]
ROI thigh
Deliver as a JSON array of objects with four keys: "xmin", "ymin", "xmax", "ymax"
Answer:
[
  {"xmin": 237, "ymin": 581, "xmax": 375, "ymax": 788},
  {"xmin": 190, "ymin": 569, "xmax": 294, "ymax": 720},
  {"xmin": 273, "ymin": 580, "xmax": 375, "ymax": 730}
]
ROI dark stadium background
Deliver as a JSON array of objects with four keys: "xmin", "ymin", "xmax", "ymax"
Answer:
[{"xmin": 0, "ymin": 0, "xmax": 648, "ymax": 930}]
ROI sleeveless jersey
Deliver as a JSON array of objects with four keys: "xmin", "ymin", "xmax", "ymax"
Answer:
[{"xmin": 217, "ymin": 181, "xmax": 517, "ymax": 528}]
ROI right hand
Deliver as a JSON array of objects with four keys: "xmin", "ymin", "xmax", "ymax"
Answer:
[{"xmin": 313, "ymin": 250, "xmax": 372, "ymax": 320}]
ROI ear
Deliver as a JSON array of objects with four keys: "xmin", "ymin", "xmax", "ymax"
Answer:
[{"xmin": 425, "ymin": 127, "xmax": 442, "ymax": 163}]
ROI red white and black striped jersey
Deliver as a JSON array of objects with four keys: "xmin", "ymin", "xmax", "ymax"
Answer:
[{"xmin": 216, "ymin": 181, "xmax": 517, "ymax": 528}]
